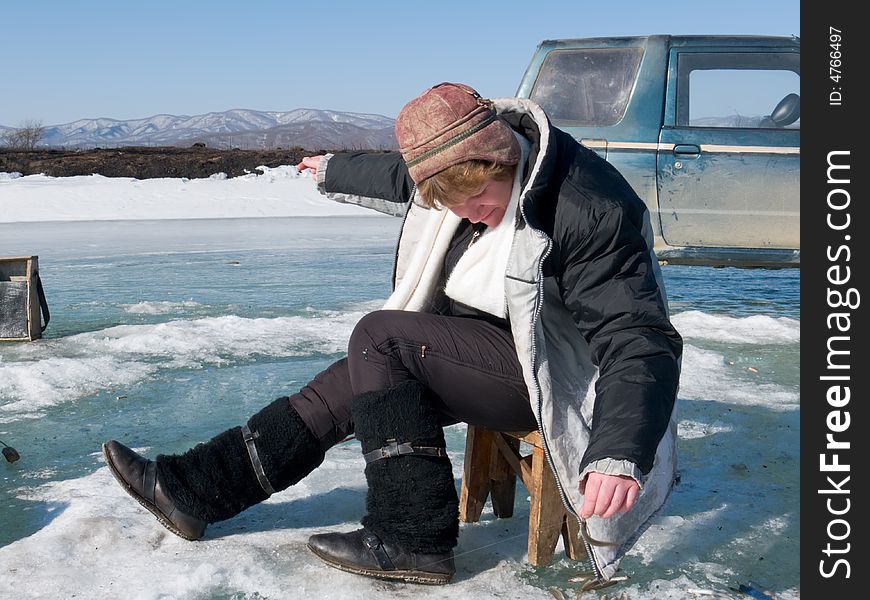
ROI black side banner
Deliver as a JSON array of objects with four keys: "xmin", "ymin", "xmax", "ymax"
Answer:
[{"xmin": 802, "ymin": 3, "xmax": 866, "ymax": 596}]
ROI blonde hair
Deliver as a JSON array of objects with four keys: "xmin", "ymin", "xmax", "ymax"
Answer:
[{"xmin": 417, "ymin": 161, "xmax": 515, "ymax": 209}]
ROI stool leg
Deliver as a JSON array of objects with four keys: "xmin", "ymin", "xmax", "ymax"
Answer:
[
  {"xmin": 459, "ymin": 425, "xmax": 494, "ymax": 523},
  {"xmin": 527, "ymin": 445, "xmax": 566, "ymax": 566},
  {"xmin": 489, "ymin": 434, "xmax": 518, "ymax": 518},
  {"xmin": 562, "ymin": 514, "xmax": 589, "ymax": 561}
]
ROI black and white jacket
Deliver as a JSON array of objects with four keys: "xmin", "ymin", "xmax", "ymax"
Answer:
[{"xmin": 316, "ymin": 98, "xmax": 682, "ymax": 580}]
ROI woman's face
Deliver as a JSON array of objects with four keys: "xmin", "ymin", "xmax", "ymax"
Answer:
[{"xmin": 448, "ymin": 178, "xmax": 513, "ymax": 228}]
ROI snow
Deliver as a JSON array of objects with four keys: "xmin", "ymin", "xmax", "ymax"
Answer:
[
  {"xmin": 671, "ymin": 311, "xmax": 799, "ymax": 345},
  {"xmin": 678, "ymin": 344, "xmax": 799, "ymax": 411},
  {"xmin": 0, "ymin": 303, "xmax": 378, "ymax": 422},
  {"xmin": 2, "ymin": 448, "xmax": 554, "ymax": 600},
  {"xmin": 0, "ymin": 166, "xmax": 377, "ymax": 223}
]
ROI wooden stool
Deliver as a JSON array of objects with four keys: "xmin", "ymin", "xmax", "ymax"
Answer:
[{"xmin": 458, "ymin": 425, "xmax": 587, "ymax": 566}]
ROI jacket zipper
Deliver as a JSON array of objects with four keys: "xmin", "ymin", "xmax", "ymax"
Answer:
[
  {"xmin": 519, "ymin": 202, "xmax": 603, "ymax": 581},
  {"xmin": 398, "ymin": 166, "xmax": 604, "ymax": 578}
]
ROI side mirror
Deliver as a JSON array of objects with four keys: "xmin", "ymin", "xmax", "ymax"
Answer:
[{"xmin": 769, "ymin": 93, "xmax": 800, "ymax": 127}]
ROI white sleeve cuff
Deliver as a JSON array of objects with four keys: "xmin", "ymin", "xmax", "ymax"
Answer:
[
  {"xmin": 315, "ymin": 153, "xmax": 334, "ymax": 195},
  {"xmin": 580, "ymin": 458, "xmax": 646, "ymax": 488}
]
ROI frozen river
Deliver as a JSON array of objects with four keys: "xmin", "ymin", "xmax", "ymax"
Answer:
[{"xmin": 0, "ymin": 216, "xmax": 799, "ymax": 599}]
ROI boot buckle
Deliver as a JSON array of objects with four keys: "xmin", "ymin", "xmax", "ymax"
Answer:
[
  {"xmin": 361, "ymin": 530, "xmax": 396, "ymax": 571},
  {"xmin": 363, "ymin": 439, "xmax": 413, "ymax": 462},
  {"xmin": 241, "ymin": 424, "xmax": 277, "ymax": 496},
  {"xmin": 363, "ymin": 439, "xmax": 448, "ymax": 463}
]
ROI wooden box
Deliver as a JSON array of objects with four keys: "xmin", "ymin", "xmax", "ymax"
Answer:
[{"xmin": 0, "ymin": 256, "xmax": 47, "ymax": 342}]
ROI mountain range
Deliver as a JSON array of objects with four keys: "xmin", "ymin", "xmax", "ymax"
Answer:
[{"xmin": 1, "ymin": 108, "xmax": 399, "ymax": 150}]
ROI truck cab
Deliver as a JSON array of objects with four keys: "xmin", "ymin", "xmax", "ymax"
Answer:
[{"xmin": 517, "ymin": 35, "xmax": 800, "ymax": 267}]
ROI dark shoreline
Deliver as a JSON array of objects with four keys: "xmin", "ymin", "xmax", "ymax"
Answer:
[{"xmin": 0, "ymin": 146, "xmax": 357, "ymax": 179}]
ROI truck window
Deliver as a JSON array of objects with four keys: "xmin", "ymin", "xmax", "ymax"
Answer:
[
  {"xmin": 530, "ymin": 47, "xmax": 643, "ymax": 126},
  {"xmin": 676, "ymin": 52, "xmax": 800, "ymax": 129}
]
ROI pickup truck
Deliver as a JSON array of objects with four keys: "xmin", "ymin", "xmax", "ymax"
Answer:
[{"xmin": 516, "ymin": 35, "xmax": 800, "ymax": 267}]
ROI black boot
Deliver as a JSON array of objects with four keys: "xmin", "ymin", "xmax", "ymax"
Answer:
[
  {"xmin": 308, "ymin": 381, "xmax": 458, "ymax": 584},
  {"xmin": 104, "ymin": 397, "xmax": 324, "ymax": 538},
  {"xmin": 102, "ymin": 440, "xmax": 207, "ymax": 541},
  {"xmin": 307, "ymin": 528, "xmax": 455, "ymax": 585}
]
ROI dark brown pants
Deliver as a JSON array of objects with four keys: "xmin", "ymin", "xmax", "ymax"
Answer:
[{"xmin": 287, "ymin": 310, "xmax": 536, "ymax": 451}]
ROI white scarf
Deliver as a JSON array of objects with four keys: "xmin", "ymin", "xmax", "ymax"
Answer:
[{"xmin": 384, "ymin": 132, "xmax": 530, "ymax": 318}]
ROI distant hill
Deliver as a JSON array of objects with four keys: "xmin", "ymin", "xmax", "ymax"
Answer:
[{"xmin": 1, "ymin": 108, "xmax": 398, "ymax": 150}]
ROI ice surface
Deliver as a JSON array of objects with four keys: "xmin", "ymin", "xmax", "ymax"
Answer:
[
  {"xmin": 0, "ymin": 316, "xmax": 797, "ymax": 422},
  {"xmin": 671, "ymin": 311, "xmax": 799, "ymax": 345},
  {"xmin": 678, "ymin": 344, "xmax": 799, "ymax": 410},
  {"xmin": 122, "ymin": 300, "xmax": 203, "ymax": 314},
  {"xmin": 0, "ymin": 303, "xmax": 379, "ymax": 421},
  {"xmin": 1, "ymin": 449, "xmax": 555, "ymax": 600},
  {"xmin": 0, "ymin": 174, "xmax": 800, "ymax": 598}
]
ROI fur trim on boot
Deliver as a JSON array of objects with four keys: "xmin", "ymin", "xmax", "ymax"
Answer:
[
  {"xmin": 352, "ymin": 381, "xmax": 459, "ymax": 554},
  {"xmin": 157, "ymin": 397, "xmax": 324, "ymax": 523}
]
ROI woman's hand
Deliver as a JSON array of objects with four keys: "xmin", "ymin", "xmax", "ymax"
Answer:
[
  {"xmin": 579, "ymin": 472, "xmax": 640, "ymax": 519},
  {"xmin": 297, "ymin": 155, "xmax": 325, "ymax": 177}
]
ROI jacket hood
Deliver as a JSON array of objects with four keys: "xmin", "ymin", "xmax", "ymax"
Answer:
[{"xmin": 495, "ymin": 98, "xmax": 578, "ymax": 236}]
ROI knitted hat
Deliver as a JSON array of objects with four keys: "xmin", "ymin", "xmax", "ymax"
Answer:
[{"xmin": 395, "ymin": 82, "xmax": 520, "ymax": 183}]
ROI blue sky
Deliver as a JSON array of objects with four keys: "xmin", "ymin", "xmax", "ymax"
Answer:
[{"xmin": 1, "ymin": 0, "xmax": 799, "ymax": 126}]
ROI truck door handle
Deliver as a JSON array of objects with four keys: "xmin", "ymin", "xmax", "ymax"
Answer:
[{"xmin": 673, "ymin": 144, "xmax": 701, "ymax": 157}]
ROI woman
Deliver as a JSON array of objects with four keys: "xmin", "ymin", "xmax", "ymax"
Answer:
[{"xmin": 103, "ymin": 82, "xmax": 682, "ymax": 586}]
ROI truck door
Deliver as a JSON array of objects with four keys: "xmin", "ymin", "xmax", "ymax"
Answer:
[{"xmin": 657, "ymin": 48, "xmax": 800, "ymax": 249}]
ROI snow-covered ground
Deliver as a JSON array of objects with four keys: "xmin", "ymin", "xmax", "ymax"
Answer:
[{"xmin": 0, "ymin": 166, "xmax": 374, "ymax": 222}]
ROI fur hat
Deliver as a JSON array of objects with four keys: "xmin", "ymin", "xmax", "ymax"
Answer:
[{"xmin": 395, "ymin": 82, "xmax": 520, "ymax": 183}]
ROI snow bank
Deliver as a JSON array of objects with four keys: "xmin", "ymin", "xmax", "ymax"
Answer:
[
  {"xmin": 671, "ymin": 311, "xmax": 800, "ymax": 345},
  {"xmin": 0, "ymin": 166, "xmax": 380, "ymax": 222}
]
